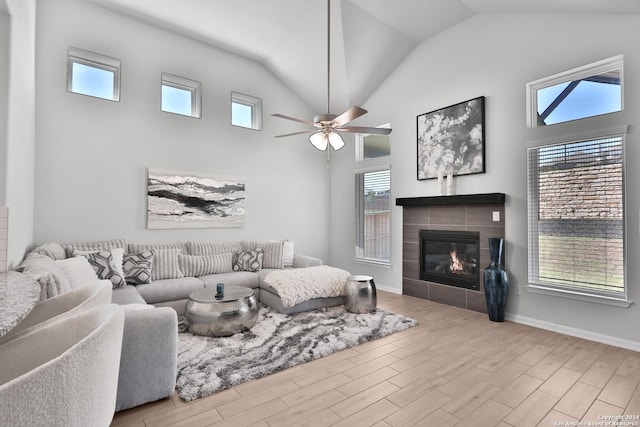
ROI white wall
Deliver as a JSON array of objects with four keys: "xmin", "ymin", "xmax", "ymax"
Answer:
[
  {"xmin": 0, "ymin": 11, "xmax": 9, "ymax": 205},
  {"xmin": 34, "ymin": 0, "xmax": 330, "ymax": 260},
  {"xmin": 3, "ymin": 0, "xmax": 36, "ymax": 269},
  {"xmin": 330, "ymin": 13, "xmax": 640, "ymax": 345}
]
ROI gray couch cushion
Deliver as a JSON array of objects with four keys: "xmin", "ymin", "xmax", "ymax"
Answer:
[
  {"xmin": 116, "ymin": 307, "xmax": 178, "ymax": 411},
  {"xmin": 135, "ymin": 277, "xmax": 204, "ymax": 304},
  {"xmin": 111, "ymin": 285, "xmax": 147, "ymax": 305},
  {"xmin": 199, "ymin": 271, "xmax": 260, "ymax": 289},
  {"xmin": 63, "ymin": 238, "xmax": 127, "ymax": 258},
  {"xmin": 128, "ymin": 242, "xmax": 188, "ymax": 254}
]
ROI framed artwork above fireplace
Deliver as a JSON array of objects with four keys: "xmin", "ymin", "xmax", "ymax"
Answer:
[{"xmin": 416, "ymin": 96, "xmax": 485, "ymax": 180}]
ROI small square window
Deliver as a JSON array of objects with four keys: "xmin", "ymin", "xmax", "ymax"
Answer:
[
  {"xmin": 355, "ymin": 124, "xmax": 391, "ymax": 161},
  {"xmin": 231, "ymin": 92, "xmax": 262, "ymax": 130},
  {"xmin": 67, "ymin": 47, "xmax": 120, "ymax": 101},
  {"xmin": 161, "ymin": 73, "xmax": 201, "ymax": 118}
]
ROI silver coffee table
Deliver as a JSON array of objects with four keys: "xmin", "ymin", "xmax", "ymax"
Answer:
[{"xmin": 185, "ymin": 286, "xmax": 258, "ymax": 337}]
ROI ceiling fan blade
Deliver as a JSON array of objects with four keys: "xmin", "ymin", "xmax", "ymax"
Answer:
[
  {"xmin": 272, "ymin": 113, "xmax": 316, "ymax": 127},
  {"xmin": 332, "ymin": 106, "xmax": 368, "ymax": 126},
  {"xmin": 274, "ymin": 130, "xmax": 314, "ymax": 138},
  {"xmin": 336, "ymin": 126, "xmax": 392, "ymax": 135}
]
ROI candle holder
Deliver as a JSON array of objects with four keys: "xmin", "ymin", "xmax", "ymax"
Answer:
[{"xmin": 446, "ymin": 174, "xmax": 455, "ymax": 195}]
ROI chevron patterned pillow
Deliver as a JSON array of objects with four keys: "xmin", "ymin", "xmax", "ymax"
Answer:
[
  {"xmin": 81, "ymin": 250, "xmax": 125, "ymax": 288},
  {"xmin": 123, "ymin": 249, "xmax": 154, "ymax": 285},
  {"xmin": 233, "ymin": 248, "xmax": 264, "ymax": 272}
]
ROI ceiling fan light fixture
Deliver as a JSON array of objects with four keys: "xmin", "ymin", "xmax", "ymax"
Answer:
[
  {"xmin": 309, "ymin": 131, "xmax": 329, "ymax": 151},
  {"xmin": 328, "ymin": 132, "xmax": 345, "ymax": 150}
]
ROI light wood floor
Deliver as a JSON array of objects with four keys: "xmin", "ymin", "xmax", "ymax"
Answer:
[{"xmin": 111, "ymin": 291, "xmax": 640, "ymax": 427}]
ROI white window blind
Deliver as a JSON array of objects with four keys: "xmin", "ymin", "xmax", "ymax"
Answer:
[
  {"xmin": 527, "ymin": 135, "xmax": 625, "ymax": 299},
  {"xmin": 355, "ymin": 169, "xmax": 391, "ymax": 264}
]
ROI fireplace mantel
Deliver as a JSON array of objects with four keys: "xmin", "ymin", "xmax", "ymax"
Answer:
[{"xmin": 396, "ymin": 193, "xmax": 505, "ymax": 207}]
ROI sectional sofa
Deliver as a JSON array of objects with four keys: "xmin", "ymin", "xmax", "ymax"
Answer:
[{"xmin": 17, "ymin": 237, "xmax": 331, "ymax": 411}]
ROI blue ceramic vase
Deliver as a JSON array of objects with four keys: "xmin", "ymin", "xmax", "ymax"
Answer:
[{"xmin": 484, "ymin": 238, "xmax": 509, "ymax": 322}]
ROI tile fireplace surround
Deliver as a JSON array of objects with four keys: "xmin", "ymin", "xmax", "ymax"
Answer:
[{"xmin": 396, "ymin": 193, "xmax": 506, "ymax": 313}]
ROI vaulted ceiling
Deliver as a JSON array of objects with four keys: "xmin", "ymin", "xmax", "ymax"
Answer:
[{"xmin": 83, "ymin": 0, "xmax": 640, "ymax": 116}]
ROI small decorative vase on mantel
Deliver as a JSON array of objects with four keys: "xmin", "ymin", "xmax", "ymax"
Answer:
[{"xmin": 483, "ymin": 237, "xmax": 509, "ymax": 322}]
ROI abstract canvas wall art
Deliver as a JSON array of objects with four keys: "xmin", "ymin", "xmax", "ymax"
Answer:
[
  {"xmin": 147, "ymin": 168, "xmax": 245, "ymax": 229},
  {"xmin": 417, "ymin": 96, "xmax": 485, "ymax": 180}
]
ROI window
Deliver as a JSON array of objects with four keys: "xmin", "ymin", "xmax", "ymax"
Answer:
[
  {"xmin": 161, "ymin": 73, "xmax": 201, "ymax": 118},
  {"xmin": 526, "ymin": 55, "xmax": 623, "ymax": 127},
  {"xmin": 355, "ymin": 168, "xmax": 391, "ymax": 264},
  {"xmin": 67, "ymin": 47, "xmax": 120, "ymax": 101},
  {"xmin": 527, "ymin": 129, "xmax": 627, "ymax": 305},
  {"xmin": 355, "ymin": 124, "xmax": 391, "ymax": 160},
  {"xmin": 231, "ymin": 92, "xmax": 262, "ymax": 130}
]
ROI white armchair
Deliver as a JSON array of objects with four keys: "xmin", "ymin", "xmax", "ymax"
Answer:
[
  {"xmin": 0, "ymin": 304, "xmax": 125, "ymax": 427},
  {"xmin": 0, "ymin": 280, "xmax": 112, "ymax": 345}
]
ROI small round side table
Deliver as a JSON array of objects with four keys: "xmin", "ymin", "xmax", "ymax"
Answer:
[{"xmin": 344, "ymin": 275, "xmax": 377, "ymax": 314}]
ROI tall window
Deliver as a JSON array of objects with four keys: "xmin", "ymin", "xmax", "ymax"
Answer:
[
  {"xmin": 355, "ymin": 168, "xmax": 391, "ymax": 264},
  {"xmin": 161, "ymin": 73, "xmax": 201, "ymax": 118},
  {"xmin": 527, "ymin": 132, "xmax": 627, "ymax": 304},
  {"xmin": 67, "ymin": 47, "xmax": 120, "ymax": 101},
  {"xmin": 231, "ymin": 92, "xmax": 262, "ymax": 130}
]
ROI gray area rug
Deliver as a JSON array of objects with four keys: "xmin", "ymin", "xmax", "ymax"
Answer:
[{"xmin": 176, "ymin": 306, "xmax": 417, "ymax": 402}]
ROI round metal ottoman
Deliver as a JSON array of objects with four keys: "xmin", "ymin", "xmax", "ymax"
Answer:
[
  {"xmin": 185, "ymin": 286, "xmax": 258, "ymax": 337},
  {"xmin": 344, "ymin": 275, "xmax": 377, "ymax": 313}
]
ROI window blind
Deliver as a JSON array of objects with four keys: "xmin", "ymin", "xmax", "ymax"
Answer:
[
  {"xmin": 355, "ymin": 169, "xmax": 391, "ymax": 263},
  {"xmin": 528, "ymin": 136, "xmax": 625, "ymax": 297}
]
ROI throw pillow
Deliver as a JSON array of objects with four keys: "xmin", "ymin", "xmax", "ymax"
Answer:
[
  {"xmin": 30, "ymin": 242, "xmax": 67, "ymax": 261},
  {"xmin": 80, "ymin": 250, "xmax": 125, "ymax": 288},
  {"xmin": 242, "ymin": 241, "xmax": 284, "ymax": 268},
  {"xmin": 123, "ymin": 250, "xmax": 154, "ymax": 285},
  {"xmin": 19, "ymin": 253, "xmax": 72, "ymax": 298},
  {"xmin": 56, "ymin": 256, "xmax": 101, "ymax": 291},
  {"xmin": 178, "ymin": 253, "xmax": 233, "ymax": 277},
  {"xmin": 233, "ymin": 248, "xmax": 264, "ymax": 272},
  {"xmin": 188, "ymin": 241, "xmax": 242, "ymax": 256},
  {"xmin": 260, "ymin": 241, "xmax": 285, "ymax": 269},
  {"xmin": 276, "ymin": 240, "xmax": 295, "ymax": 268},
  {"xmin": 73, "ymin": 248, "xmax": 126, "ymax": 285},
  {"xmin": 151, "ymin": 248, "xmax": 184, "ymax": 280}
]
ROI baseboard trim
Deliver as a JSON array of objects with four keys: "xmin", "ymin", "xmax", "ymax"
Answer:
[
  {"xmin": 376, "ymin": 284, "xmax": 402, "ymax": 295},
  {"xmin": 506, "ymin": 312, "xmax": 640, "ymax": 352}
]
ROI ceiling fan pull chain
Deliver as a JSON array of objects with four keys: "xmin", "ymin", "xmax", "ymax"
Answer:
[{"xmin": 326, "ymin": 0, "xmax": 331, "ymax": 114}]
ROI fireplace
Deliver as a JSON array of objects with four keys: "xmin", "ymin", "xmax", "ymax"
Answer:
[{"xmin": 420, "ymin": 230, "xmax": 480, "ymax": 290}]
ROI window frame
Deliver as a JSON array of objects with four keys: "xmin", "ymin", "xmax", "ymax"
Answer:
[
  {"xmin": 355, "ymin": 124, "xmax": 391, "ymax": 161},
  {"xmin": 526, "ymin": 126, "xmax": 630, "ymax": 307},
  {"xmin": 231, "ymin": 92, "xmax": 263, "ymax": 130},
  {"xmin": 354, "ymin": 164, "xmax": 392, "ymax": 267},
  {"xmin": 526, "ymin": 55, "xmax": 624, "ymax": 128},
  {"xmin": 67, "ymin": 47, "xmax": 121, "ymax": 102},
  {"xmin": 161, "ymin": 72, "xmax": 202, "ymax": 118}
]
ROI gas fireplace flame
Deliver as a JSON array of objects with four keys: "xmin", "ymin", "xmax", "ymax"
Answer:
[{"xmin": 450, "ymin": 250, "xmax": 463, "ymax": 273}]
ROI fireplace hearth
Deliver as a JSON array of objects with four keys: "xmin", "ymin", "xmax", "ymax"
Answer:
[{"xmin": 420, "ymin": 230, "xmax": 480, "ymax": 290}]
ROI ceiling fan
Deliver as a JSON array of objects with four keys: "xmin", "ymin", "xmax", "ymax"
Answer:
[{"xmin": 272, "ymin": 0, "xmax": 392, "ymax": 152}]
